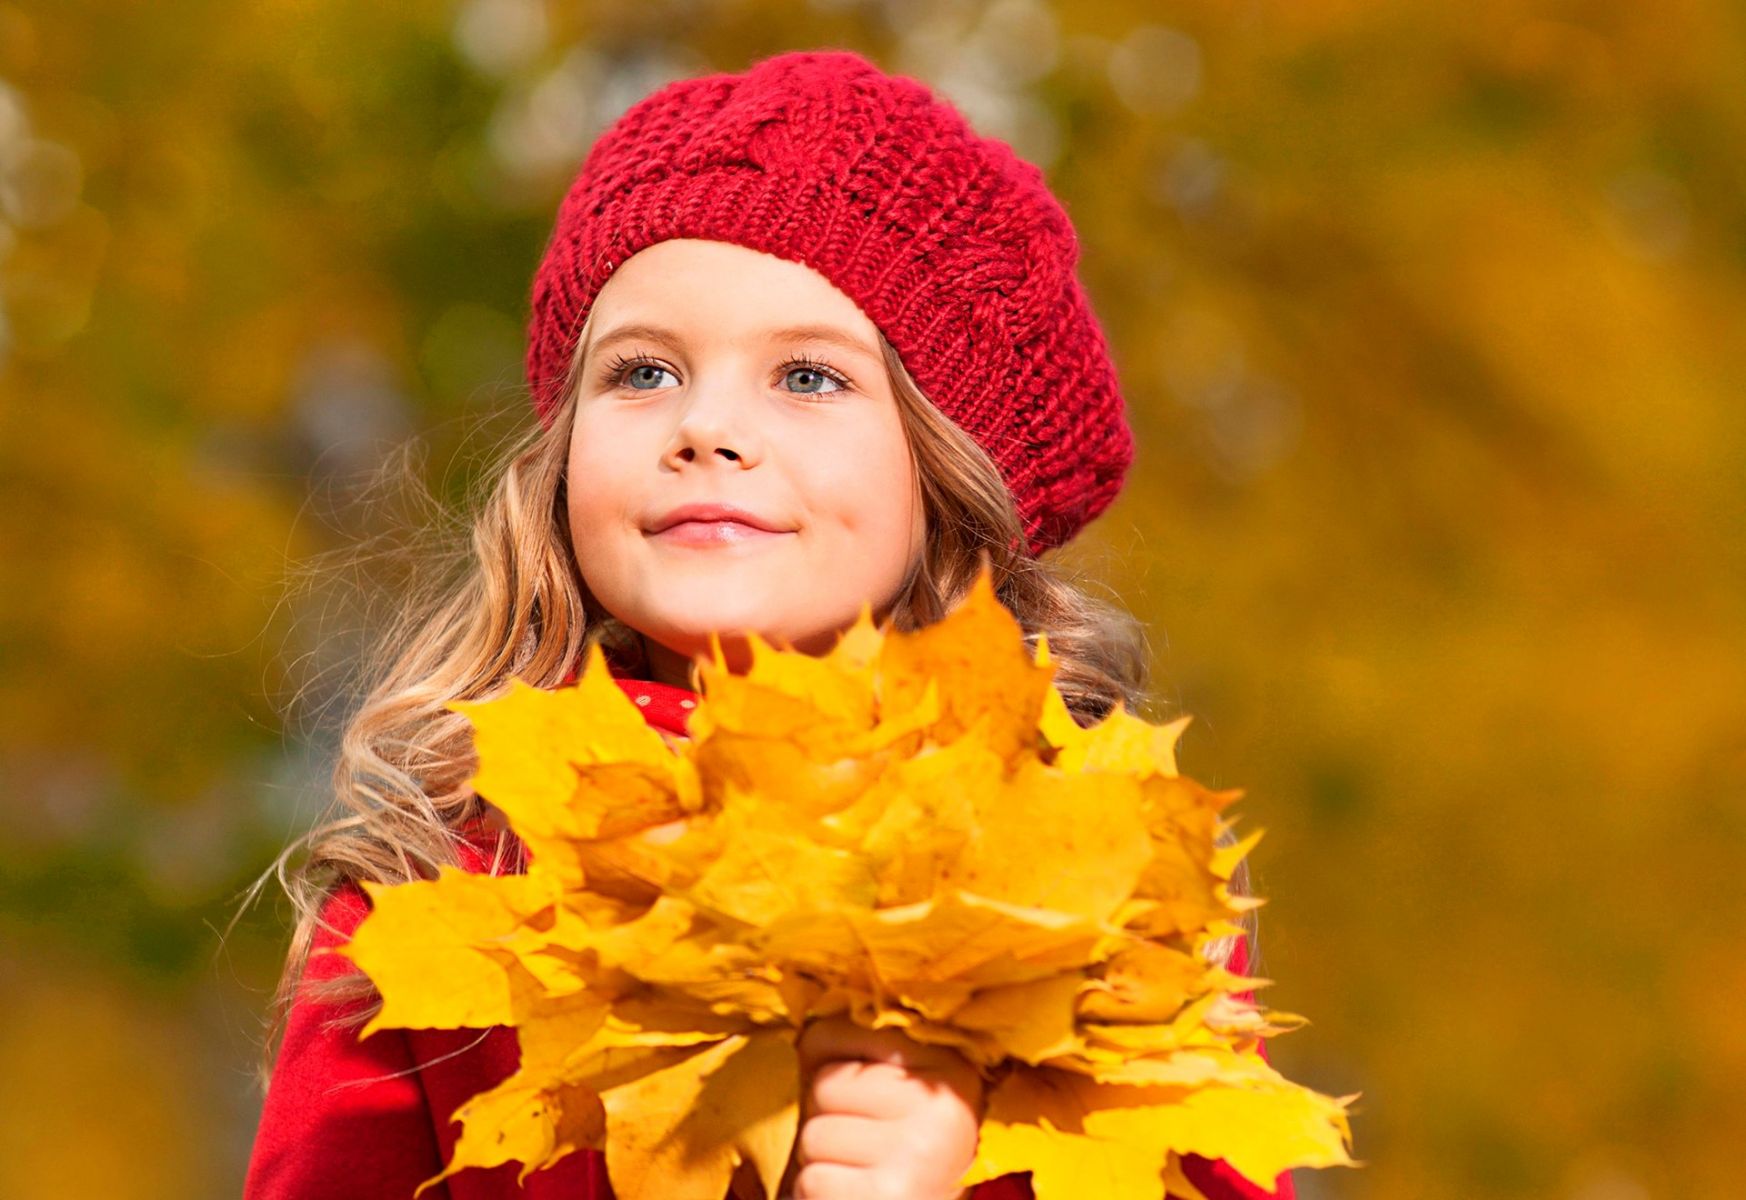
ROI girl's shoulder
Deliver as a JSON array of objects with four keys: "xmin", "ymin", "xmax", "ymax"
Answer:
[{"xmin": 310, "ymin": 880, "xmax": 368, "ymax": 957}]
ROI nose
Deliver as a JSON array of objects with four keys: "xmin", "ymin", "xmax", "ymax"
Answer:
[{"xmin": 661, "ymin": 373, "xmax": 764, "ymax": 470}]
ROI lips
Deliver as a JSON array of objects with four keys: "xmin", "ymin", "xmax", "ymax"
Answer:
[
  {"xmin": 644, "ymin": 501, "xmax": 795, "ymax": 549},
  {"xmin": 647, "ymin": 503, "xmax": 790, "ymax": 534},
  {"xmin": 650, "ymin": 519, "xmax": 790, "ymax": 547}
]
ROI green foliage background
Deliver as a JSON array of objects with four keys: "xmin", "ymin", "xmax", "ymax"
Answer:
[{"xmin": 2, "ymin": 0, "xmax": 1742, "ymax": 1195}]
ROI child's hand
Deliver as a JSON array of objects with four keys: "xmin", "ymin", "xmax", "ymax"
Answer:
[{"xmin": 789, "ymin": 1016, "xmax": 984, "ymax": 1200}]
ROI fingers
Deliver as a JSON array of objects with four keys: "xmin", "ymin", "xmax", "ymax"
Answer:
[
  {"xmin": 793, "ymin": 1107, "xmax": 980, "ymax": 1200},
  {"xmin": 791, "ymin": 1161, "xmax": 878, "ymax": 1200},
  {"xmin": 796, "ymin": 1112, "xmax": 884, "ymax": 1168},
  {"xmin": 797, "ymin": 1018, "xmax": 986, "ymax": 1130},
  {"xmin": 809, "ymin": 1058, "xmax": 931, "ymax": 1120},
  {"xmin": 790, "ymin": 1031, "xmax": 986, "ymax": 1200}
]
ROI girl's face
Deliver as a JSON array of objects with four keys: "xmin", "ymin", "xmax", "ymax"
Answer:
[{"xmin": 566, "ymin": 238, "xmax": 926, "ymax": 686}]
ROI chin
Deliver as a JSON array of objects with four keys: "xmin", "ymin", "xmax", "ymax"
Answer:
[
  {"xmin": 642, "ymin": 602, "xmax": 789, "ymax": 650},
  {"xmin": 616, "ymin": 571, "xmax": 887, "ymax": 659}
]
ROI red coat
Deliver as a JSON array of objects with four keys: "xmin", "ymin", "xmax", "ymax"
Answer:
[{"xmin": 245, "ymin": 676, "xmax": 1295, "ymax": 1200}]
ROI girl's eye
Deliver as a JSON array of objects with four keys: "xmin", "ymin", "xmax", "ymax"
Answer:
[
  {"xmin": 603, "ymin": 353, "xmax": 678, "ymax": 391},
  {"xmin": 780, "ymin": 357, "xmax": 849, "ymax": 396}
]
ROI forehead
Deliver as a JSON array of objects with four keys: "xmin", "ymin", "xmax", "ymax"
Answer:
[{"xmin": 583, "ymin": 239, "xmax": 882, "ymax": 360}]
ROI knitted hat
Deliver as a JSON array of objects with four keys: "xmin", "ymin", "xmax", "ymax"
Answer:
[{"xmin": 525, "ymin": 48, "xmax": 1132, "ymax": 554}]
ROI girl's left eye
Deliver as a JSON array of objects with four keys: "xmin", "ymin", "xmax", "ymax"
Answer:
[{"xmin": 779, "ymin": 357, "xmax": 849, "ymax": 396}]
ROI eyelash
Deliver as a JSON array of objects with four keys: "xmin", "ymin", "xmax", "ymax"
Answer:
[{"xmin": 600, "ymin": 351, "xmax": 852, "ymax": 395}]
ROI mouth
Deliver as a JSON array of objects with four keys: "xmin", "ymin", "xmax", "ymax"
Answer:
[{"xmin": 647, "ymin": 519, "xmax": 794, "ymax": 548}]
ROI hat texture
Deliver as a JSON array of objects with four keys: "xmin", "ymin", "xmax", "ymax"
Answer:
[{"xmin": 525, "ymin": 48, "xmax": 1132, "ymax": 553}]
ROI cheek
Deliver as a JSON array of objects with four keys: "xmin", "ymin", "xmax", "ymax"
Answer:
[
  {"xmin": 804, "ymin": 416, "xmax": 916, "ymax": 531},
  {"xmin": 867, "ymin": 435, "xmax": 921, "ymax": 543},
  {"xmin": 566, "ymin": 480, "xmax": 603, "ymax": 553},
  {"xmin": 565, "ymin": 430, "xmax": 633, "ymax": 550}
]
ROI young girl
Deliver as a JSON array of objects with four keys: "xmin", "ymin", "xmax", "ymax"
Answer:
[{"xmin": 244, "ymin": 48, "xmax": 1293, "ymax": 1200}]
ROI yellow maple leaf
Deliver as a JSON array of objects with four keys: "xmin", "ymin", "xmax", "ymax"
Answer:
[
  {"xmin": 412, "ymin": 988, "xmax": 611, "ymax": 1195},
  {"xmin": 336, "ymin": 869, "xmax": 562, "ymax": 1038},
  {"xmin": 967, "ymin": 1062, "xmax": 1357, "ymax": 1197},
  {"xmin": 686, "ymin": 798, "xmax": 880, "ymax": 924},
  {"xmin": 600, "ymin": 1032, "xmax": 799, "ymax": 1200},
  {"xmin": 338, "ymin": 562, "xmax": 1358, "ymax": 1198},
  {"xmin": 942, "ymin": 756, "xmax": 1152, "ymax": 922},
  {"xmin": 870, "ymin": 572, "xmax": 1056, "ymax": 767}
]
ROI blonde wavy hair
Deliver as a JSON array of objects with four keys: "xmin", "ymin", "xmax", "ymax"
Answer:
[{"xmin": 245, "ymin": 312, "xmax": 1255, "ymax": 1091}]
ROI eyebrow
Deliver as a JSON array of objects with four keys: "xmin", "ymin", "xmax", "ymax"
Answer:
[{"xmin": 584, "ymin": 322, "xmax": 881, "ymax": 365}]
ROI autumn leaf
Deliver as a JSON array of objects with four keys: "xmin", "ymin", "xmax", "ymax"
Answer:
[
  {"xmin": 338, "ymin": 869, "xmax": 564, "ymax": 1038},
  {"xmin": 966, "ymin": 1060, "xmax": 1355, "ymax": 1197},
  {"xmin": 338, "ymin": 564, "xmax": 1359, "ymax": 1198},
  {"xmin": 600, "ymin": 1032, "xmax": 799, "ymax": 1200}
]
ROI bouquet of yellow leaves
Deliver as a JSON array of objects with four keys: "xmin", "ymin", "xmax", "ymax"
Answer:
[{"xmin": 337, "ymin": 568, "xmax": 1357, "ymax": 1199}]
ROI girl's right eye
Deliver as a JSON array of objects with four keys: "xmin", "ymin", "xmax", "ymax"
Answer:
[{"xmin": 603, "ymin": 353, "xmax": 677, "ymax": 391}]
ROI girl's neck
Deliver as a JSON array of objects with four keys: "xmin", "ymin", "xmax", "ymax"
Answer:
[
  {"xmin": 635, "ymin": 631, "xmax": 786, "ymax": 687},
  {"xmin": 640, "ymin": 636, "xmax": 702, "ymax": 690}
]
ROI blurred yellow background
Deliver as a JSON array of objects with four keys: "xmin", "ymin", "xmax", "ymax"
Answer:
[{"xmin": 2, "ymin": 1, "xmax": 1742, "ymax": 1196}]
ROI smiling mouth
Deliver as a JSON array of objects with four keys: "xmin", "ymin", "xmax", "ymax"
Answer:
[{"xmin": 649, "ymin": 519, "xmax": 794, "ymax": 547}]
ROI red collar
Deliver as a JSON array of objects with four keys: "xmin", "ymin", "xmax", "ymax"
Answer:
[
  {"xmin": 607, "ymin": 675, "xmax": 697, "ymax": 737},
  {"xmin": 556, "ymin": 661, "xmax": 698, "ymax": 737}
]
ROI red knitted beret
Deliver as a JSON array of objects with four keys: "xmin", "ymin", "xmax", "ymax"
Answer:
[{"xmin": 525, "ymin": 48, "xmax": 1132, "ymax": 554}]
